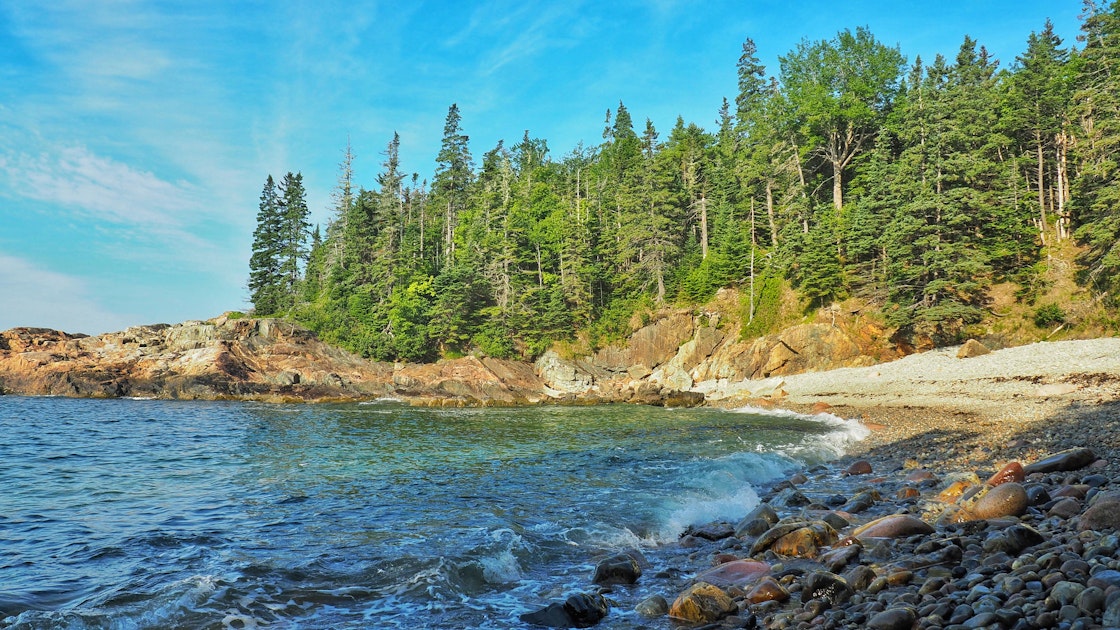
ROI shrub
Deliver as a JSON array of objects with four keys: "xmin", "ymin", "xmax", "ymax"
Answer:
[{"xmin": 1033, "ymin": 303, "xmax": 1067, "ymax": 328}]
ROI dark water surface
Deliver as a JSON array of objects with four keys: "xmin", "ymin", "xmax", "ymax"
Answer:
[{"xmin": 0, "ymin": 396, "xmax": 866, "ymax": 628}]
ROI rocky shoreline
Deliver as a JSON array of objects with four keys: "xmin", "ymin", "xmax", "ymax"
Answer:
[{"xmin": 517, "ymin": 368, "xmax": 1120, "ymax": 629}]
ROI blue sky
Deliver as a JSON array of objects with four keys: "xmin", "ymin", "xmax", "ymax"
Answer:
[{"xmin": 0, "ymin": 0, "xmax": 1082, "ymax": 334}]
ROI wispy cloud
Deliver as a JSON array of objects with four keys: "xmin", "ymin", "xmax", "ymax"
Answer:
[
  {"xmin": 1, "ymin": 143, "xmax": 196, "ymax": 229},
  {"xmin": 0, "ymin": 253, "xmax": 132, "ymax": 335}
]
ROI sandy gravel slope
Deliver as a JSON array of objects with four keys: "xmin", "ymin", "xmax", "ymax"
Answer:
[{"xmin": 777, "ymin": 337, "xmax": 1120, "ymax": 421}]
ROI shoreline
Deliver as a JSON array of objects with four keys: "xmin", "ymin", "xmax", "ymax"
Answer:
[{"xmin": 611, "ymin": 341, "xmax": 1120, "ymax": 628}]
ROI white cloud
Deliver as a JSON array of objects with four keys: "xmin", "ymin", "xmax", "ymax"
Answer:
[
  {"xmin": 2, "ymin": 144, "xmax": 196, "ymax": 229},
  {"xmin": 0, "ymin": 254, "xmax": 131, "ymax": 335}
]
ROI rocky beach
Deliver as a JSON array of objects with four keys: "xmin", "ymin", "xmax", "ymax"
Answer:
[{"xmin": 522, "ymin": 337, "xmax": 1120, "ymax": 629}]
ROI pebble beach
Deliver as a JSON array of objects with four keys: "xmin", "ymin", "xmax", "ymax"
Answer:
[{"xmin": 527, "ymin": 337, "xmax": 1120, "ymax": 629}]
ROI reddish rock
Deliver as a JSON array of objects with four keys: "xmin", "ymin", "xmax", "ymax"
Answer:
[
  {"xmin": 986, "ymin": 462, "xmax": 1025, "ymax": 486},
  {"xmin": 770, "ymin": 523, "xmax": 838, "ymax": 558},
  {"xmin": 693, "ymin": 560, "xmax": 770, "ymax": 589},
  {"xmin": 896, "ymin": 487, "xmax": 921, "ymax": 500},
  {"xmin": 812, "ymin": 401, "xmax": 833, "ymax": 414},
  {"xmin": 744, "ymin": 576, "xmax": 790, "ymax": 604},
  {"xmin": 1080, "ymin": 493, "xmax": 1120, "ymax": 532},
  {"xmin": 853, "ymin": 514, "xmax": 934, "ymax": 539},
  {"xmin": 937, "ymin": 480, "xmax": 975, "ymax": 504},
  {"xmin": 845, "ymin": 460, "xmax": 873, "ymax": 476},
  {"xmin": 905, "ymin": 470, "xmax": 938, "ymax": 483}
]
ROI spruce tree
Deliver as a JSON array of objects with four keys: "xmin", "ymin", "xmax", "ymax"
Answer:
[{"xmin": 248, "ymin": 175, "xmax": 285, "ymax": 315}]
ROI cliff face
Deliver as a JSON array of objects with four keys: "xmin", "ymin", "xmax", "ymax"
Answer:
[{"xmin": 0, "ymin": 307, "xmax": 885, "ymax": 405}]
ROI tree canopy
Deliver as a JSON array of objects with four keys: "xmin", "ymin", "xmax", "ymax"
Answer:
[{"xmin": 251, "ymin": 4, "xmax": 1120, "ymax": 360}]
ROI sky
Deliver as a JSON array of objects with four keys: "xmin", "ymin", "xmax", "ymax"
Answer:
[{"xmin": 0, "ymin": 0, "xmax": 1085, "ymax": 335}]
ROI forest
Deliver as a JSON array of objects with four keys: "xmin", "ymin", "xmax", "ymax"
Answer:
[{"xmin": 248, "ymin": 1, "xmax": 1120, "ymax": 363}]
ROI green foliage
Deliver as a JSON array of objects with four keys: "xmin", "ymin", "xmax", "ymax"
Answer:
[
  {"xmin": 252, "ymin": 10, "xmax": 1120, "ymax": 360},
  {"xmin": 741, "ymin": 272, "xmax": 783, "ymax": 340},
  {"xmin": 1033, "ymin": 303, "xmax": 1067, "ymax": 328}
]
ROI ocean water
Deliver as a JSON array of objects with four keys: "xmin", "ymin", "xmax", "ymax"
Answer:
[{"xmin": 0, "ymin": 396, "xmax": 867, "ymax": 629}]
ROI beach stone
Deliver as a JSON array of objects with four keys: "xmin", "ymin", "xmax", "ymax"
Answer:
[
  {"xmin": 635, "ymin": 595, "xmax": 668, "ymax": 618},
  {"xmin": 982, "ymin": 524, "xmax": 1045, "ymax": 555},
  {"xmin": 1050, "ymin": 581, "xmax": 1086, "ymax": 606},
  {"xmin": 819, "ymin": 544, "xmax": 861, "ymax": 572},
  {"xmin": 592, "ymin": 552, "xmax": 642, "ymax": 585},
  {"xmin": 1088, "ymin": 569, "xmax": 1120, "ymax": 590},
  {"xmin": 1026, "ymin": 484, "xmax": 1051, "ymax": 506},
  {"xmin": 735, "ymin": 503, "xmax": 778, "ymax": 538},
  {"xmin": 957, "ymin": 339, "xmax": 991, "ymax": 358},
  {"xmin": 776, "ymin": 488, "xmax": 812, "ymax": 508},
  {"xmin": 1104, "ymin": 595, "xmax": 1120, "ymax": 628},
  {"xmin": 853, "ymin": 514, "xmax": 934, "ymax": 539},
  {"xmin": 693, "ymin": 559, "xmax": 770, "ymax": 589},
  {"xmin": 519, "ymin": 592, "xmax": 609, "ymax": 628},
  {"xmin": 843, "ymin": 565, "xmax": 877, "ymax": 591},
  {"xmin": 1048, "ymin": 497, "xmax": 1082, "ymax": 519},
  {"xmin": 801, "ymin": 571, "xmax": 853, "ymax": 606},
  {"xmin": 964, "ymin": 482, "xmax": 1029, "ymax": 520},
  {"xmin": 906, "ymin": 469, "xmax": 938, "ymax": 483},
  {"xmin": 689, "ymin": 521, "xmax": 735, "ymax": 541},
  {"xmin": 1023, "ymin": 448, "xmax": 1097, "ymax": 475},
  {"xmin": 750, "ymin": 522, "xmax": 808, "ymax": 555},
  {"xmin": 744, "ymin": 576, "xmax": 790, "ymax": 604},
  {"xmin": 938, "ymin": 479, "xmax": 976, "ymax": 504},
  {"xmin": 1079, "ymin": 492, "xmax": 1120, "ymax": 531},
  {"xmin": 668, "ymin": 582, "xmax": 736, "ymax": 624},
  {"xmin": 986, "ymin": 462, "xmax": 1025, "ymax": 486},
  {"xmin": 867, "ymin": 606, "xmax": 917, "ymax": 630},
  {"xmin": 841, "ymin": 489, "xmax": 880, "ymax": 513},
  {"xmin": 1075, "ymin": 585, "xmax": 1105, "ymax": 615},
  {"xmin": 896, "ymin": 487, "xmax": 921, "ymax": 500},
  {"xmin": 770, "ymin": 522, "xmax": 837, "ymax": 558},
  {"xmin": 845, "ymin": 460, "xmax": 873, "ymax": 476}
]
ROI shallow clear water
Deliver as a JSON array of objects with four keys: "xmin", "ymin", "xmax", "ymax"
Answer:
[{"xmin": 0, "ymin": 396, "xmax": 866, "ymax": 628}]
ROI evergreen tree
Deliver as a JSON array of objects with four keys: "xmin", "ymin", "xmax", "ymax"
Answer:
[
  {"xmin": 248, "ymin": 175, "xmax": 285, "ymax": 315},
  {"xmin": 278, "ymin": 171, "xmax": 311, "ymax": 311}
]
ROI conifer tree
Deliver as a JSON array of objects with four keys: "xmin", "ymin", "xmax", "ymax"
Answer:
[{"xmin": 248, "ymin": 175, "xmax": 285, "ymax": 315}]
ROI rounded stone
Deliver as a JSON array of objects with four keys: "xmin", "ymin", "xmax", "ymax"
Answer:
[
  {"xmin": 852, "ymin": 514, "xmax": 935, "ymax": 539},
  {"xmin": 635, "ymin": 595, "xmax": 669, "ymax": 618},
  {"xmin": 846, "ymin": 460, "xmax": 873, "ymax": 476},
  {"xmin": 866, "ymin": 607, "xmax": 917, "ymax": 630},
  {"xmin": 987, "ymin": 462, "xmax": 1025, "ymax": 486},
  {"xmin": 968, "ymin": 482, "xmax": 1029, "ymax": 519},
  {"xmin": 669, "ymin": 582, "xmax": 736, "ymax": 624}
]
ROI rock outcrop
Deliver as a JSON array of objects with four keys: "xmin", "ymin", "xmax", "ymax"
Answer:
[{"xmin": 1, "ymin": 302, "xmax": 885, "ymax": 405}]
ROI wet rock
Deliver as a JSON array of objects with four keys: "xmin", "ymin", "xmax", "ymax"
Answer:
[
  {"xmin": 845, "ymin": 460, "xmax": 873, "ymax": 476},
  {"xmin": 819, "ymin": 544, "xmax": 861, "ymax": 572},
  {"xmin": 744, "ymin": 576, "xmax": 790, "ymax": 604},
  {"xmin": 867, "ymin": 606, "xmax": 917, "ymax": 630},
  {"xmin": 668, "ymin": 582, "xmax": 736, "ymax": 624},
  {"xmin": 905, "ymin": 470, "xmax": 938, "ymax": 484},
  {"xmin": 841, "ymin": 490, "xmax": 880, "ymax": 514},
  {"xmin": 986, "ymin": 462, "xmax": 1025, "ymax": 486},
  {"xmin": 520, "ymin": 593, "xmax": 609, "ymax": 628},
  {"xmin": 770, "ymin": 522, "xmax": 838, "ymax": 558},
  {"xmin": 635, "ymin": 595, "xmax": 668, "ymax": 619},
  {"xmin": 982, "ymin": 524, "xmax": 1045, "ymax": 555},
  {"xmin": 960, "ymin": 482, "xmax": 1029, "ymax": 520},
  {"xmin": 1079, "ymin": 491, "xmax": 1120, "ymax": 531},
  {"xmin": 592, "ymin": 552, "xmax": 642, "ymax": 586},
  {"xmin": 1023, "ymin": 448, "xmax": 1097, "ymax": 475},
  {"xmin": 895, "ymin": 487, "xmax": 921, "ymax": 500},
  {"xmin": 842, "ymin": 565, "xmax": 877, "ymax": 591},
  {"xmin": 776, "ymin": 488, "xmax": 812, "ymax": 508},
  {"xmin": 693, "ymin": 560, "xmax": 770, "ymax": 589},
  {"xmin": 801, "ymin": 571, "xmax": 853, "ymax": 607},
  {"xmin": 750, "ymin": 522, "xmax": 808, "ymax": 556},
  {"xmin": 688, "ymin": 521, "xmax": 735, "ymax": 541},
  {"xmin": 938, "ymin": 479, "xmax": 976, "ymax": 504},
  {"xmin": 852, "ymin": 514, "xmax": 934, "ymax": 539}
]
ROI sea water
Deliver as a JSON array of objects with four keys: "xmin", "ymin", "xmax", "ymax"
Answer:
[{"xmin": 0, "ymin": 396, "xmax": 867, "ymax": 628}]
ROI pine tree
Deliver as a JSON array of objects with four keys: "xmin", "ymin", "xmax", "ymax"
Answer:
[
  {"xmin": 277, "ymin": 171, "xmax": 311, "ymax": 311},
  {"xmin": 248, "ymin": 175, "xmax": 285, "ymax": 315}
]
